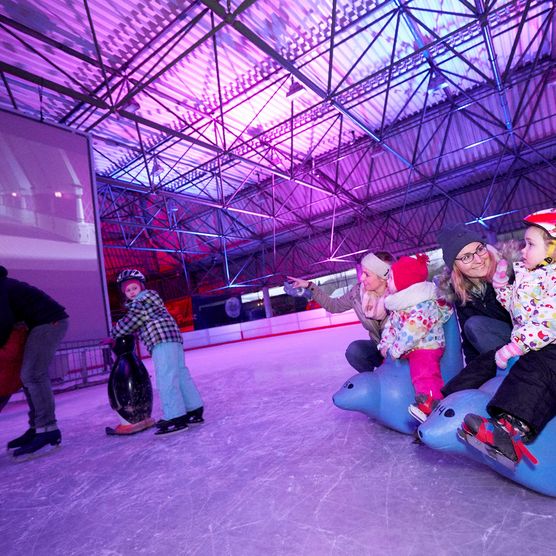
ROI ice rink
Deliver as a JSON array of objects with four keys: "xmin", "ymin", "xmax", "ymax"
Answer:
[{"xmin": 1, "ymin": 324, "xmax": 555, "ymax": 556}]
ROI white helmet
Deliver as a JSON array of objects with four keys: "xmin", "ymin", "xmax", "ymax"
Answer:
[
  {"xmin": 523, "ymin": 208, "xmax": 556, "ymax": 239},
  {"xmin": 116, "ymin": 269, "xmax": 146, "ymax": 284}
]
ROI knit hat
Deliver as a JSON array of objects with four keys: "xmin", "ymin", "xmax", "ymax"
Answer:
[
  {"xmin": 437, "ymin": 224, "xmax": 483, "ymax": 269},
  {"xmin": 360, "ymin": 253, "xmax": 391, "ymax": 279},
  {"xmin": 390, "ymin": 254, "xmax": 429, "ymax": 291}
]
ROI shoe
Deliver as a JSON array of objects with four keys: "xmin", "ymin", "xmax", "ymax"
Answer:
[
  {"xmin": 408, "ymin": 394, "xmax": 439, "ymax": 423},
  {"xmin": 184, "ymin": 407, "xmax": 204, "ymax": 425},
  {"xmin": 459, "ymin": 413, "xmax": 537, "ymax": 467},
  {"xmin": 106, "ymin": 418, "xmax": 155, "ymax": 436},
  {"xmin": 154, "ymin": 416, "xmax": 188, "ymax": 436},
  {"xmin": 7, "ymin": 428, "xmax": 36, "ymax": 451},
  {"xmin": 12, "ymin": 429, "xmax": 62, "ymax": 460}
]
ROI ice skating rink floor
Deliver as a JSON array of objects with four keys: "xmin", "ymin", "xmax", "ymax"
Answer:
[{"xmin": 2, "ymin": 324, "xmax": 556, "ymax": 556}]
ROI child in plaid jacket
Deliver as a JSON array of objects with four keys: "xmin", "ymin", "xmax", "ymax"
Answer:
[{"xmin": 111, "ymin": 270, "xmax": 204, "ymax": 435}]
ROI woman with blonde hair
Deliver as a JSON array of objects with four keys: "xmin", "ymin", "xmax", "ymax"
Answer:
[
  {"xmin": 287, "ymin": 251, "xmax": 393, "ymax": 373},
  {"xmin": 436, "ymin": 224, "xmax": 513, "ymax": 364}
]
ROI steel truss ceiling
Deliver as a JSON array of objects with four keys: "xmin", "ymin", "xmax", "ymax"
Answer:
[{"xmin": 1, "ymin": 0, "xmax": 556, "ymax": 293}]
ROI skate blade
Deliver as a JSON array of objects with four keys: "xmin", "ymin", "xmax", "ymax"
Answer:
[
  {"xmin": 186, "ymin": 418, "xmax": 204, "ymax": 426},
  {"xmin": 457, "ymin": 427, "xmax": 517, "ymax": 471},
  {"xmin": 154, "ymin": 425, "xmax": 188, "ymax": 437},
  {"xmin": 408, "ymin": 405, "xmax": 427, "ymax": 424},
  {"xmin": 12, "ymin": 443, "xmax": 62, "ymax": 463}
]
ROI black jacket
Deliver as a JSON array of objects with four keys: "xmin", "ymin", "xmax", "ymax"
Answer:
[
  {"xmin": 0, "ymin": 266, "xmax": 68, "ymax": 347},
  {"xmin": 454, "ymin": 282, "xmax": 512, "ymax": 363}
]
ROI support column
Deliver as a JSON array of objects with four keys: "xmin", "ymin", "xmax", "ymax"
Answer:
[{"xmin": 262, "ymin": 287, "xmax": 273, "ymax": 318}]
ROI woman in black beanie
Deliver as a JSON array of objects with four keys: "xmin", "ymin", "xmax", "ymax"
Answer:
[{"xmin": 436, "ymin": 224, "xmax": 513, "ymax": 364}]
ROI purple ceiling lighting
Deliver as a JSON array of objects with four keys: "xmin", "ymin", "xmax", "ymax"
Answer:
[{"xmin": 1, "ymin": 0, "xmax": 555, "ymax": 294}]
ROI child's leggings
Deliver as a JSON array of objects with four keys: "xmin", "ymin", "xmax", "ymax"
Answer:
[
  {"xmin": 405, "ymin": 348, "xmax": 444, "ymax": 399},
  {"xmin": 151, "ymin": 341, "xmax": 203, "ymax": 420}
]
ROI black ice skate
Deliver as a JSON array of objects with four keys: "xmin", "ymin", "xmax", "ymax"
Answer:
[
  {"xmin": 7, "ymin": 428, "xmax": 36, "ymax": 451},
  {"xmin": 184, "ymin": 406, "xmax": 204, "ymax": 425},
  {"xmin": 12, "ymin": 429, "xmax": 62, "ymax": 461},
  {"xmin": 154, "ymin": 416, "xmax": 188, "ymax": 436}
]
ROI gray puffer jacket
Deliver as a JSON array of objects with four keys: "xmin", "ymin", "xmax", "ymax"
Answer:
[{"xmin": 308, "ymin": 282, "xmax": 386, "ymax": 343}]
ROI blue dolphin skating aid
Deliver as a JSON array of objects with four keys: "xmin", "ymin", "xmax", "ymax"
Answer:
[{"xmin": 332, "ymin": 314, "xmax": 463, "ymax": 434}]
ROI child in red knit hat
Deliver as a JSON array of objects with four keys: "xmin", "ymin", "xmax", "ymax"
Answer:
[{"xmin": 377, "ymin": 254, "xmax": 453, "ymax": 422}]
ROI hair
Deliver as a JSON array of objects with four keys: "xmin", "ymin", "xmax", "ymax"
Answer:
[
  {"xmin": 374, "ymin": 251, "xmax": 395, "ymax": 264},
  {"xmin": 529, "ymin": 225, "xmax": 556, "ymax": 261},
  {"xmin": 450, "ymin": 248, "xmax": 497, "ymax": 305}
]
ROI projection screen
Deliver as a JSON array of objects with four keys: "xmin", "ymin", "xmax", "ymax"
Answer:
[{"xmin": 0, "ymin": 110, "xmax": 109, "ymax": 342}]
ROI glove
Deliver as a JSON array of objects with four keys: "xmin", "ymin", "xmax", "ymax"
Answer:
[
  {"xmin": 492, "ymin": 259, "xmax": 509, "ymax": 289},
  {"xmin": 283, "ymin": 280, "xmax": 304, "ymax": 297},
  {"xmin": 495, "ymin": 342, "xmax": 523, "ymax": 369}
]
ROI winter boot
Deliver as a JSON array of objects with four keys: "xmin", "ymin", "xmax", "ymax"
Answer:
[
  {"xmin": 408, "ymin": 393, "xmax": 440, "ymax": 423},
  {"xmin": 184, "ymin": 406, "xmax": 204, "ymax": 425},
  {"xmin": 458, "ymin": 413, "xmax": 537, "ymax": 468},
  {"xmin": 154, "ymin": 415, "xmax": 188, "ymax": 436},
  {"xmin": 7, "ymin": 428, "xmax": 36, "ymax": 451},
  {"xmin": 12, "ymin": 429, "xmax": 62, "ymax": 460}
]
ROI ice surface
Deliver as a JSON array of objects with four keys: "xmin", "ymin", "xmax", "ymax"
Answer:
[{"xmin": 1, "ymin": 325, "xmax": 555, "ymax": 556}]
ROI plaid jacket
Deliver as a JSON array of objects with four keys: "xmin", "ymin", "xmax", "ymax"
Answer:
[{"xmin": 111, "ymin": 290, "xmax": 182, "ymax": 353}]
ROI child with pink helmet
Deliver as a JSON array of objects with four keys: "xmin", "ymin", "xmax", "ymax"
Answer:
[{"xmin": 457, "ymin": 208, "xmax": 556, "ymax": 466}]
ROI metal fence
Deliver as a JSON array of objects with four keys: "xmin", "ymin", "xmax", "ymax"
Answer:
[{"xmin": 48, "ymin": 339, "xmax": 114, "ymax": 390}]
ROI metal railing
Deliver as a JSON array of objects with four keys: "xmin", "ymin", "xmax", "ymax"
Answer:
[{"xmin": 48, "ymin": 339, "xmax": 114, "ymax": 389}]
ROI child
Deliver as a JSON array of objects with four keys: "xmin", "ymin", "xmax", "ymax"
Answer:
[
  {"xmin": 111, "ymin": 269, "xmax": 204, "ymax": 436},
  {"xmin": 458, "ymin": 208, "xmax": 556, "ymax": 466},
  {"xmin": 377, "ymin": 254, "xmax": 453, "ymax": 422}
]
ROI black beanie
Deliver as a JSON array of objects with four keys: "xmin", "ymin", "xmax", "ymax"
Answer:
[{"xmin": 437, "ymin": 225, "xmax": 483, "ymax": 269}]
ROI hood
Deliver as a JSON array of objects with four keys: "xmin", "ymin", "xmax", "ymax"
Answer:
[{"xmin": 0, "ymin": 266, "xmax": 7, "ymax": 279}]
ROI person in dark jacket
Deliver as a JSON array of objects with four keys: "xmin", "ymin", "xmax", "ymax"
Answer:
[
  {"xmin": 1, "ymin": 266, "xmax": 69, "ymax": 458},
  {"xmin": 436, "ymin": 225, "xmax": 513, "ymax": 364}
]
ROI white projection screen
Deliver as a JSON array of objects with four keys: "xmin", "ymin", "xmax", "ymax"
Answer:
[{"xmin": 0, "ymin": 110, "xmax": 109, "ymax": 342}]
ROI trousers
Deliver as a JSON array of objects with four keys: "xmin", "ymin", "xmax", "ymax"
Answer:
[{"xmin": 151, "ymin": 341, "xmax": 203, "ymax": 420}]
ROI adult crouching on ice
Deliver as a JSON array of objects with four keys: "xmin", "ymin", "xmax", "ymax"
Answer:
[
  {"xmin": 1, "ymin": 266, "xmax": 69, "ymax": 459},
  {"xmin": 287, "ymin": 251, "xmax": 393, "ymax": 372},
  {"xmin": 436, "ymin": 224, "xmax": 513, "ymax": 364}
]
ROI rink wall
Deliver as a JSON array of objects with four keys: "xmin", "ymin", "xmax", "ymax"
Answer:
[{"xmin": 138, "ymin": 308, "xmax": 359, "ymax": 358}]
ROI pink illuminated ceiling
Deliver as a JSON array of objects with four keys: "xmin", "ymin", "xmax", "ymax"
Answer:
[{"xmin": 1, "ymin": 1, "xmax": 555, "ymax": 294}]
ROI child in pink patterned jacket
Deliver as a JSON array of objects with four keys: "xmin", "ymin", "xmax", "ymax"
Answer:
[
  {"xmin": 457, "ymin": 208, "xmax": 556, "ymax": 466},
  {"xmin": 377, "ymin": 254, "xmax": 452, "ymax": 422}
]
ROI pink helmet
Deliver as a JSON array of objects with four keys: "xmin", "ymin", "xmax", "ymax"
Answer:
[{"xmin": 523, "ymin": 208, "xmax": 556, "ymax": 239}]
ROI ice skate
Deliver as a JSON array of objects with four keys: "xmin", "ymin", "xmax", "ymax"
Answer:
[
  {"xmin": 408, "ymin": 393, "xmax": 439, "ymax": 423},
  {"xmin": 154, "ymin": 415, "xmax": 188, "ymax": 436},
  {"xmin": 7, "ymin": 428, "xmax": 36, "ymax": 451},
  {"xmin": 12, "ymin": 429, "xmax": 62, "ymax": 462},
  {"xmin": 184, "ymin": 406, "xmax": 204, "ymax": 425},
  {"xmin": 458, "ymin": 413, "xmax": 537, "ymax": 469}
]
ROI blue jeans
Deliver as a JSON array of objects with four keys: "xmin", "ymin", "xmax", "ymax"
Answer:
[
  {"xmin": 151, "ymin": 342, "xmax": 203, "ymax": 420},
  {"xmin": 21, "ymin": 319, "xmax": 69, "ymax": 429},
  {"xmin": 463, "ymin": 316, "xmax": 512, "ymax": 354},
  {"xmin": 345, "ymin": 339, "xmax": 383, "ymax": 373}
]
